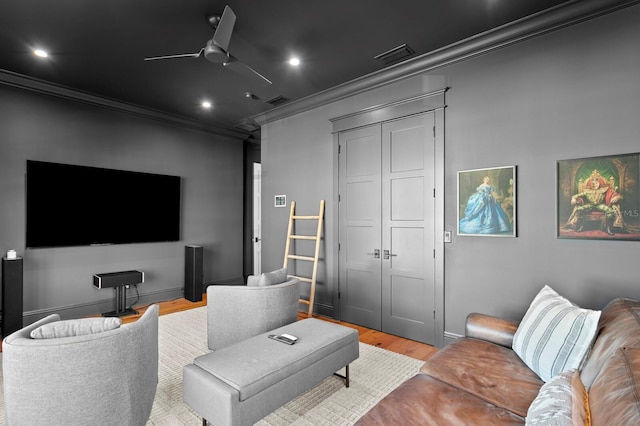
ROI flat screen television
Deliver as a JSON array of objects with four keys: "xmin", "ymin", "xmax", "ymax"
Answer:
[{"xmin": 26, "ymin": 160, "xmax": 181, "ymax": 248}]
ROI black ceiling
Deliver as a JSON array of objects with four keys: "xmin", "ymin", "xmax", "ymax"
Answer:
[{"xmin": 0, "ymin": 0, "xmax": 568, "ymax": 139}]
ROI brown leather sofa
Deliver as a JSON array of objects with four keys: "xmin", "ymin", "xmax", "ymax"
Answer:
[{"xmin": 356, "ymin": 297, "xmax": 640, "ymax": 425}]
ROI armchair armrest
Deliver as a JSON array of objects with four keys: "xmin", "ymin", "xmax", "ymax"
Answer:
[{"xmin": 465, "ymin": 313, "xmax": 519, "ymax": 348}]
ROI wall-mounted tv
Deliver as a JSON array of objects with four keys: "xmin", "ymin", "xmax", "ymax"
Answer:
[{"xmin": 26, "ymin": 160, "xmax": 181, "ymax": 248}]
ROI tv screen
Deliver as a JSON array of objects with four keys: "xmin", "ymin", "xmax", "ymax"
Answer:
[{"xmin": 26, "ymin": 160, "xmax": 181, "ymax": 248}]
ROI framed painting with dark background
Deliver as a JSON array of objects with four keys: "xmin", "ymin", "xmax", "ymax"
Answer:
[{"xmin": 557, "ymin": 153, "xmax": 640, "ymax": 240}]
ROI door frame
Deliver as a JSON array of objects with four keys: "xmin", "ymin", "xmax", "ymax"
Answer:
[
  {"xmin": 331, "ymin": 88, "xmax": 447, "ymax": 348},
  {"xmin": 253, "ymin": 162, "xmax": 262, "ymax": 275}
]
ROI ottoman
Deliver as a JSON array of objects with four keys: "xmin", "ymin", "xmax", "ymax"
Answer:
[{"xmin": 183, "ymin": 318, "xmax": 360, "ymax": 426}]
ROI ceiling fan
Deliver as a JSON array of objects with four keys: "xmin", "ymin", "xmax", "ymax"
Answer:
[{"xmin": 144, "ymin": 5, "xmax": 272, "ymax": 86}]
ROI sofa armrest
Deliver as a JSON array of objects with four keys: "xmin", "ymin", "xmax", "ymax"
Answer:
[{"xmin": 465, "ymin": 313, "xmax": 519, "ymax": 348}]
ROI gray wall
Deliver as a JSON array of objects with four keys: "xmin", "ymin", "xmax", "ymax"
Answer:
[
  {"xmin": 0, "ymin": 85, "xmax": 244, "ymax": 322},
  {"xmin": 260, "ymin": 4, "xmax": 640, "ymax": 337}
]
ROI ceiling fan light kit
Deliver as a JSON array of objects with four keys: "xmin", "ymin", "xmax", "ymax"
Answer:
[{"xmin": 203, "ymin": 40, "xmax": 228, "ymax": 64}]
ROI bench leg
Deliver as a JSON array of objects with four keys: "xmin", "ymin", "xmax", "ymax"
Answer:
[{"xmin": 333, "ymin": 364, "xmax": 350, "ymax": 388}]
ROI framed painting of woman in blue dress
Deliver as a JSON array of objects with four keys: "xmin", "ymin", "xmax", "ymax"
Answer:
[{"xmin": 457, "ymin": 166, "xmax": 516, "ymax": 237}]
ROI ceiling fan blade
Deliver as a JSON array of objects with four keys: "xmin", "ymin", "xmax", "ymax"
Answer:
[
  {"xmin": 144, "ymin": 49, "xmax": 203, "ymax": 61},
  {"xmin": 224, "ymin": 56, "xmax": 272, "ymax": 86},
  {"xmin": 212, "ymin": 6, "xmax": 236, "ymax": 51}
]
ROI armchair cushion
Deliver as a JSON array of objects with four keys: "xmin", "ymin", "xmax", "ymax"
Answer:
[
  {"xmin": 30, "ymin": 317, "xmax": 121, "ymax": 339},
  {"xmin": 247, "ymin": 267, "xmax": 288, "ymax": 287}
]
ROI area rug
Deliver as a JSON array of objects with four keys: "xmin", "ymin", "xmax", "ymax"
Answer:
[{"xmin": 0, "ymin": 307, "xmax": 424, "ymax": 425}]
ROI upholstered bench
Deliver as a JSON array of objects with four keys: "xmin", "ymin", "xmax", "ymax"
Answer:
[{"xmin": 183, "ymin": 318, "xmax": 359, "ymax": 426}]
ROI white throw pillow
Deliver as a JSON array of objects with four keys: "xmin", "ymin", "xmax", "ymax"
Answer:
[
  {"xmin": 512, "ymin": 285, "xmax": 600, "ymax": 382},
  {"xmin": 30, "ymin": 317, "xmax": 122, "ymax": 339}
]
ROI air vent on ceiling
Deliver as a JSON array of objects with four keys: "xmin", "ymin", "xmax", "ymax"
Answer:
[
  {"xmin": 265, "ymin": 95, "xmax": 290, "ymax": 107},
  {"xmin": 374, "ymin": 43, "xmax": 416, "ymax": 67}
]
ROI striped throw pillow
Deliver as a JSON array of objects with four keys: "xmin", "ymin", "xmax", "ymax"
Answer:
[
  {"xmin": 525, "ymin": 369, "xmax": 590, "ymax": 425},
  {"xmin": 512, "ymin": 285, "xmax": 601, "ymax": 382}
]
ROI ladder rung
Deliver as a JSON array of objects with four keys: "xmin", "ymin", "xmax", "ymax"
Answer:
[
  {"xmin": 289, "ymin": 235, "xmax": 318, "ymax": 240},
  {"xmin": 299, "ymin": 299, "xmax": 311, "ymax": 305},
  {"xmin": 292, "ymin": 215, "xmax": 320, "ymax": 220},
  {"xmin": 287, "ymin": 254, "xmax": 315, "ymax": 261},
  {"xmin": 289, "ymin": 275, "xmax": 312, "ymax": 283}
]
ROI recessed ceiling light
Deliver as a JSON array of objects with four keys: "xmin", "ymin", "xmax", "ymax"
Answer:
[
  {"xmin": 288, "ymin": 57, "xmax": 300, "ymax": 66},
  {"xmin": 33, "ymin": 49, "xmax": 48, "ymax": 58},
  {"xmin": 201, "ymin": 101, "xmax": 212, "ymax": 109}
]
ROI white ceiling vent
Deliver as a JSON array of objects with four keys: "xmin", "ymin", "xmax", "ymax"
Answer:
[
  {"xmin": 374, "ymin": 44, "xmax": 415, "ymax": 66},
  {"xmin": 265, "ymin": 95, "xmax": 290, "ymax": 107}
]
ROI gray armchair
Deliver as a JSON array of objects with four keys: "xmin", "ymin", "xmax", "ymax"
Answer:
[
  {"xmin": 2, "ymin": 304, "xmax": 159, "ymax": 426},
  {"xmin": 207, "ymin": 277, "xmax": 300, "ymax": 350}
]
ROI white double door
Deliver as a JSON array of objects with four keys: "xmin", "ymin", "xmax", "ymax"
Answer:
[{"xmin": 338, "ymin": 112, "xmax": 436, "ymax": 344}]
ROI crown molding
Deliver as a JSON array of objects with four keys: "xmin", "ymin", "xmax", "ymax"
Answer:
[
  {"xmin": 0, "ymin": 69, "xmax": 249, "ymax": 140},
  {"xmin": 253, "ymin": 0, "xmax": 640, "ymax": 126}
]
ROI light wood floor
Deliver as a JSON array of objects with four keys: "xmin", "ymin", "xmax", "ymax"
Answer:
[{"xmin": 123, "ymin": 295, "xmax": 438, "ymax": 362}]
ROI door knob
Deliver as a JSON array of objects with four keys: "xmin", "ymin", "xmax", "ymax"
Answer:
[
  {"xmin": 366, "ymin": 249, "xmax": 380, "ymax": 258},
  {"xmin": 383, "ymin": 250, "xmax": 397, "ymax": 260}
]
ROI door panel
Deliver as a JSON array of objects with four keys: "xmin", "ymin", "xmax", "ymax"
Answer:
[
  {"xmin": 390, "ymin": 227, "xmax": 424, "ymax": 271},
  {"xmin": 391, "ymin": 177, "xmax": 424, "ymax": 221},
  {"xmin": 382, "ymin": 113, "xmax": 435, "ymax": 344},
  {"xmin": 390, "ymin": 275, "xmax": 425, "ymax": 322},
  {"xmin": 390, "ymin": 126, "xmax": 425, "ymax": 173},
  {"xmin": 338, "ymin": 125, "xmax": 382, "ymax": 329}
]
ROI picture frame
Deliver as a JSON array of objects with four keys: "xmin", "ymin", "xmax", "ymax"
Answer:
[
  {"xmin": 557, "ymin": 153, "xmax": 640, "ymax": 240},
  {"xmin": 457, "ymin": 166, "xmax": 516, "ymax": 237}
]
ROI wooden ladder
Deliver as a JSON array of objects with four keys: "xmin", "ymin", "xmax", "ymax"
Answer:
[{"xmin": 283, "ymin": 200, "xmax": 325, "ymax": 317}]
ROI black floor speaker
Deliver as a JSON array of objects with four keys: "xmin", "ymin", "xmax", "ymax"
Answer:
[
  {"xmin": 2, "ymin": 257, "xmax": 23, "ymax": 337},
  {"xmin": 185, "ymin": 245, "xmax": 203, "ymax": 302}
]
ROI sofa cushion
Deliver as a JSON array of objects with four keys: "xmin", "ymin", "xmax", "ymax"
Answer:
[
  {"xmin": 525, "ymin": 369, "xmax": 589, "ymax": 425},
  {"xmin": 589, "ymin": 347, "xmax": 640, "ymax": 425},
  {"xmin": 512, "ymin": 285, "xmax": 600, "ymax": 382},
  {"xmin": 247, "ymin": 267, "xmax": 288, "ymax": 287},
  {"xmin": 30, "ymin": 317, "xmax": 121, "ymax": 339},
  {"xmin": 421, "ymin": 337, "xmax": 543, "ymax": 418},
  {"xmin": 580, "ymin": 298, "xmax": 640, "ymax": 388},
  {"xmin": 355, "ymin": 373, "xmax": 525, "ymax": 425}
]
